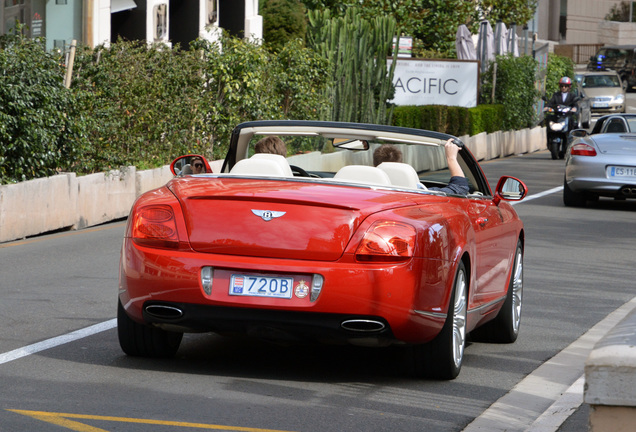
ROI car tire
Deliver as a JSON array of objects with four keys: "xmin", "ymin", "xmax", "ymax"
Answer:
[
  {"xmin": 471, "ymin": 240, "xmax": 523, "ymax": 343},
  {"xmin": 563, "ymin": 177, "xmax": 587, "ymax": 207},
  {"xmin": 117, "ymin": 300, "xmax": 183, "ymax": 358},
  {"xmin": 410, "ymin": 261, "xmax": 467, "ymax": 380}
]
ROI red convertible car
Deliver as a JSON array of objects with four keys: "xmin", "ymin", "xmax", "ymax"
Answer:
[{"xmin": 118, "ymin": 120, "xmax": 527, "ymax": 379}]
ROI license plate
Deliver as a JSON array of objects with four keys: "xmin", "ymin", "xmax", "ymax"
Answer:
[
  {"xmin": 608, "ymin": 166, "xmax": 636, "ymax": 178},
  {"xmin": 230, "ymin": 275, "xmax": 294, "ymax": 299},
  {"xmin": 593, "ymin": 102, "xmax": 609, "ymax": 108}
]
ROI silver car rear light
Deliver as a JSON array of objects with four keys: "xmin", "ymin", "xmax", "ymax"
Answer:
[
  {"xmin": 201, "ymin": 266, "xmax": 214, "ymax": 295},
  {"xmin": 311, "ymin": 274, "xmax": 324, "ymax": 302}
]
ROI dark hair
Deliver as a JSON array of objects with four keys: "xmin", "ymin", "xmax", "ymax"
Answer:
[
  {"xmin": 190, "ymin": 156, "xmax": 206, "ymax": 172},
  {"xmin": 373, "ymin": 144, "xmax": 403, "ymax": 166},
  {"xmin": 255, "ymin": 136, "xmax": 287, "ymax": 157}
]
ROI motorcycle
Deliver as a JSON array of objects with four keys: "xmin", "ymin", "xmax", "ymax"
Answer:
[{"xmin": 544, "ymin": 105, "xmax": 577, "ymax": 160}]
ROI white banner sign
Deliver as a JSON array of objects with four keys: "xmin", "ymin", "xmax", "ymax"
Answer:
[{"xmin": 388, "ymin": 59, "xmax": 479, "ymax": 108}]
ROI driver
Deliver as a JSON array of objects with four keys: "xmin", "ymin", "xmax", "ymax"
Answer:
[{"xmin": 546, "ymin": 77, "xmax": 579, "ymax": 110}]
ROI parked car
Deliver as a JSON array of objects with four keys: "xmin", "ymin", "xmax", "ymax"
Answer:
[
  {"xmin": 579, "ymin": 71, "xmax": 626, "ymax": 114},
  {"xmin": 590, "ymin": 113, "xmax": 636, "ymax": 134},
  {"xmin": 565, "ymin": 114, "xmax": 636, "ymax": 206},
  {"xmin": 117, "ymin": 120, "xmax": 528, "ymax": 380},
  {"xmin": 587, "ymin": 45, "xmax": 636, "ymax": 90},
  {"xmin": 571, "ymin": 80, "xmax": 592, "ymax": 129}
]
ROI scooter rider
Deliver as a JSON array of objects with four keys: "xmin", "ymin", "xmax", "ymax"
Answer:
[
  {"xmin": 545, "ymin": 76, "xmax": 579, "ymax": 159},
  {"xmin": 547, "ymin": 77, "xmax": 579, "ymax": 110}
]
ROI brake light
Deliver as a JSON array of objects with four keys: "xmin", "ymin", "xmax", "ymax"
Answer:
[
  {"xmin": 570, "ymin": 143, "xmax": 597, "ymax": 156},
  {"xmin": 355, "ymin": 221, "xmax": 416, "ymax": 262},
  {"xmin": 132, "ymin": 205, "xmax": 179, "ymax": 249}
]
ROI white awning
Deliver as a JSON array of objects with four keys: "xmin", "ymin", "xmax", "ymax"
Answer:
[{"xmin": 111, "ymin": 0, "xmax": 137, "ymax": 13}]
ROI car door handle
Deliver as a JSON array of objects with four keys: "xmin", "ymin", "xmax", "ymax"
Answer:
[{"xmin": 476, "ymin": 217, "xmax": 488, "ymax": 227}]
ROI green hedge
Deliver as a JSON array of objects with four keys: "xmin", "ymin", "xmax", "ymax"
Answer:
[
  {"xmin": 0, "ymin": 30, "xmax": 87, "ymax": 184},
  {"xmin": 392, "ymin": 104, "xmax": 505, "ymax": 136},
  {"xmin": 0, "ymin": 34, "xmax": 330, "ymax": 184}
]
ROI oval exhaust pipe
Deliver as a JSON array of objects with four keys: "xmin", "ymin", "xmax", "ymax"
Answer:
[
  {"xmin": 145, "ymin": 304, "xmax": 184, "ymax": 319},
  {"xmin": 620, "ymin": 186, "xmax": 636, "ymax": 197},
  {"xmin": 341, "ymin": 319, "xmax": 386, "ymax": 332}
]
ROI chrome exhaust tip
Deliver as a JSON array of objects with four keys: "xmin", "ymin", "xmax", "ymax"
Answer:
[
  {"xmin": 341, "ymin": 319, "xmax": 386, "ymax": 332},
  {"xmin": 144, "ymin": 304, "xmax": 184, "ymax": 319},
  {"xmin": 620, "ymin": 186, "xmax": 636, "ymax": 197}
]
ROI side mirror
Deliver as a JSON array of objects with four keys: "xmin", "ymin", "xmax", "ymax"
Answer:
[
  {"xmin": 493, "ymin": 176, "xmax": 528, "ymax": 205},
  {"xmin": 170, "ymin": 154, "xmax": 211, "ymax": 176},
  {"xmin": 569, "ymin": 129, "xmax": 588, "ymax": 139}
]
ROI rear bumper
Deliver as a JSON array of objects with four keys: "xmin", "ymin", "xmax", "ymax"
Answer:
[
  {"xmin": 119, "ymin": 239, "xmax": 452, "ymax": 344},
  {"xmin": 142, "ymin": 301, "xmax": 397, "ymax": 345},
  {"xmin": 566, "ymin": 159, "xmax": 636, "ymax": 197}
]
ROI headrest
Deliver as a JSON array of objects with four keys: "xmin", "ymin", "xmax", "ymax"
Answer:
[
  {"xmin": 229, "ymin": 157, "xmax": 291, "ymax": 177},
  {"xmin": 250, "ymin": 153, "xmax": 294, "ymax": 176},
  {"xmin": 333, "ymin": 165, "xmax": 392, "ymax": 186},
  {"xmin": 377, "ymin": 162, "xmax": 425, "ymax": 190}
]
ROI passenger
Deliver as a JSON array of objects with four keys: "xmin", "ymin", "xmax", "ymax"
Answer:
[
  {"xmin": 373, "ymin": 140, "xmax": 469, "ymax": 195},
  {"xmin": 255, "ymin": 136, "xmax": 287, "ymax": 157},
  {"xmin": 190, "ymin": 156, "xmax": 207, "ymax": 174},
  {"xmin": 373, "ymin": 144, "xmax": 403, "ymax": 166}
]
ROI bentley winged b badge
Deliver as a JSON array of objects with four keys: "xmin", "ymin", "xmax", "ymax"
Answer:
[{"xmin": 251, "ymin": 209, "xmax": 286, "ymax": 222}]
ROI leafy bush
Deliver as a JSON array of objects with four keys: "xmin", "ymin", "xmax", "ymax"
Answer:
[
  {"xmin": 480, "ymin": 54, "xmax": 539, "ymax": 130},
  {"xmin": 72, "ymin": 40, "xmax": 209, "ymax": 170},
  {"xmin": 545, "ymin": 53, "xmax": 575, "ymax": 97},
  {"xmin": 68, "ymin": 35, "xmax": 329, "ymax": 171},
  {"xmin": 0, "ymin": 30, "xmax": 87, "ymax": 183}
]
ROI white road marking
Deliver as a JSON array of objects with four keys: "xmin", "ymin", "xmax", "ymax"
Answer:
[
  {"xmin": 510, "ymin": 186, "xmax": 563, "ymax": 205},
  {"xmin": 0, "ymin": 184, "xmax": 602, "ymax": 431},
  {"xmin": 462, "ymin": 297, "xmax": 636, "ymax": 432},
  {"xmin": 0, "ymin": 319, "xmax": 116, "ymax": 365}
]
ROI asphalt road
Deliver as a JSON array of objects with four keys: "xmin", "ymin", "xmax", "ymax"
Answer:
[{"xmin": 1, "ymin": 138, "xmax": 636, "ymax": 430}]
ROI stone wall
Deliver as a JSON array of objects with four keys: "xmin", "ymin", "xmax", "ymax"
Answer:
[{"xmin": 0, "ymin": 127, "xmax": 546, "ymax": 244}]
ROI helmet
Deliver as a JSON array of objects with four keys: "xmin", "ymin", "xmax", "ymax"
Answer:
[{"xmin": 559, "ymin": 77, "xmax": 572, "ymax": 86}]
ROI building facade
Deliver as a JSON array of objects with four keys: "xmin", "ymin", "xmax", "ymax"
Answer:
[
  {"xmin": 0, "ymin": 0, "xmax": 262, "ymax": 50},
  {"xmin": 537, "ymin": 0, "xmax": 630, "ymax": 44}
]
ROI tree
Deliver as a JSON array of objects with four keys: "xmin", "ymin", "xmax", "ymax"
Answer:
[
  {"xmin": 479, "ymin": 0, "xmax": 538, "ymax": 27},
  {"xmin": 301, "ymin": 0, "xmax": 537, "ymax": 57},
  {"xmin": 605, "ymin": 1, "xmax": 636, "ymax": 22},
  {"xmin": 260, "ymin": 0, "xmax": 307, "ymax": 51}
]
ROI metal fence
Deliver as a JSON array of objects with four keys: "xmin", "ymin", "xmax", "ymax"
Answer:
[{"xmin": 554, "ymin": 44, "xmax": 604, "ymax": 65}]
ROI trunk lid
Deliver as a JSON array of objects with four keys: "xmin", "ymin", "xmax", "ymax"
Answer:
[
  {"xmin": 169, "ymin": 177, "xmax": 423, "ymax": 261},
  {"xmin": 594, "ymin": 134, "xmax": 636, "ymax": 155}
]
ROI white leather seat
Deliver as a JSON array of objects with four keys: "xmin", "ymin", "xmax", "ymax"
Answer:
[
  {"xmin": 180, "ymin": 164, "xmax": 193, "ymax": 175},
  {"xmin": 377, "ymin": 162, "xmax": 426, "ymax": 190},
  {"xmin": 250, "ymin": 153, "xmax": 294, "ymax": 177},
  {"xmin": 333, "ymin": 165, "xmax": 392, "ymax": 186},
  {"xmin": 229, "ymin": 157, "xmax": 291, "ymax": 177}
]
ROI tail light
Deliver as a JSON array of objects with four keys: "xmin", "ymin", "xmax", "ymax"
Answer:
[
  {"xmin": 355, "ymin": 221, "xmax": 416, "ymax": 262},
  {"xmin": 570, "ymin": 143, "xmax": 597, "ymax": 157},
  {"xmin": 132, "ymin": 205, "xmax": 180, "ymax": 249}
]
